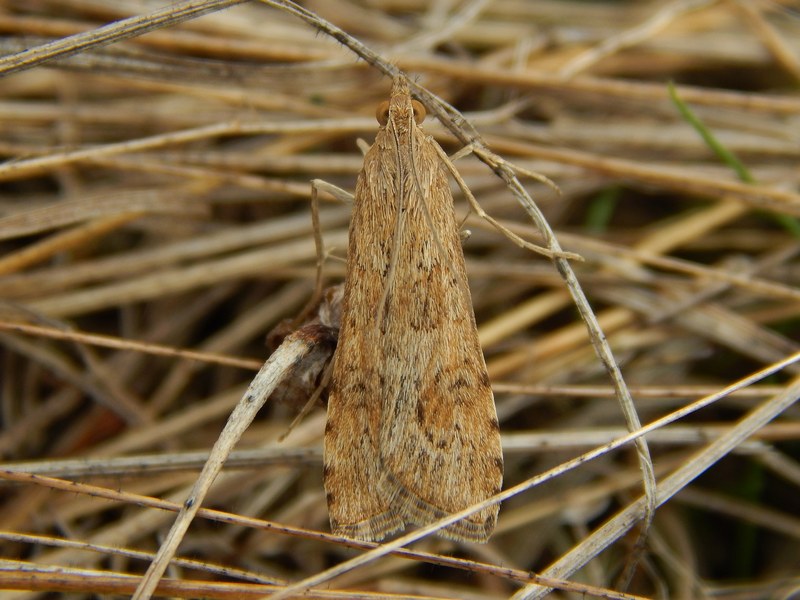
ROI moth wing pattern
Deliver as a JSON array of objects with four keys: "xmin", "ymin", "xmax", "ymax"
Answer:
[
  {"xmin": 324, "ymin": 77, "xmax": 503, "ymax": 543},
  {"xmin": 374, "ymin": 122, "xmax": 502, "ymax": 543},
  {"xmin": 323, "ymin": 143, "xmax": 407, "ymax": 541}
]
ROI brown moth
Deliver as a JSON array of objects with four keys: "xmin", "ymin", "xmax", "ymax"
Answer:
[{"xmin": 323, "ymin": 77, "xmax": 503, "ymax": 543}]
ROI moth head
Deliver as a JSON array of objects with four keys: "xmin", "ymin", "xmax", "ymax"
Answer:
[{"xmin": 375, "ymin": 97, "xmax": 426, "ymax": 126}]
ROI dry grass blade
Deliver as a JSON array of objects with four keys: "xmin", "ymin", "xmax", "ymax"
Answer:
[
  {"xmin": 0, "ymin": 0, "xmax": 249, "ymax": 75},
  {"xmin": 1, "ymin": 1, "xmax": 799, "ymax": 599},
  {"xmin": 133, "ymin": 318, "xmax": 337, "ymax": 598},
  {"xmin": 513, "ymin": 356, "xmax": 800, "ymax": 599}
]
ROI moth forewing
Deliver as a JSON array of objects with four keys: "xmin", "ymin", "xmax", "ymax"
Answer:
[{"xmin": 323, "ymin": 77, "xmax": 503, "ymax": 543}]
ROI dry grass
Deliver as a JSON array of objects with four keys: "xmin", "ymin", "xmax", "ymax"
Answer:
[{"xmin": 1, "ymin": 1, "xmax": 800, "ymax": 598}]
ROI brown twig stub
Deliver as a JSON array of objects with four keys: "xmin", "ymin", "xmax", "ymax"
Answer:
[
  {"xmin": 323, "ymin": 76, "xmax": 503, "ymax": 543},
  {"xmin": 266, "ymin": 284, "xmax": 342, "ymax": 407}
]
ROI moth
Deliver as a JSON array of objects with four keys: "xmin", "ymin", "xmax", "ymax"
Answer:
[{"xmin": 323, "ymin": 77, "xmax": 503, "ymax": 543}]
